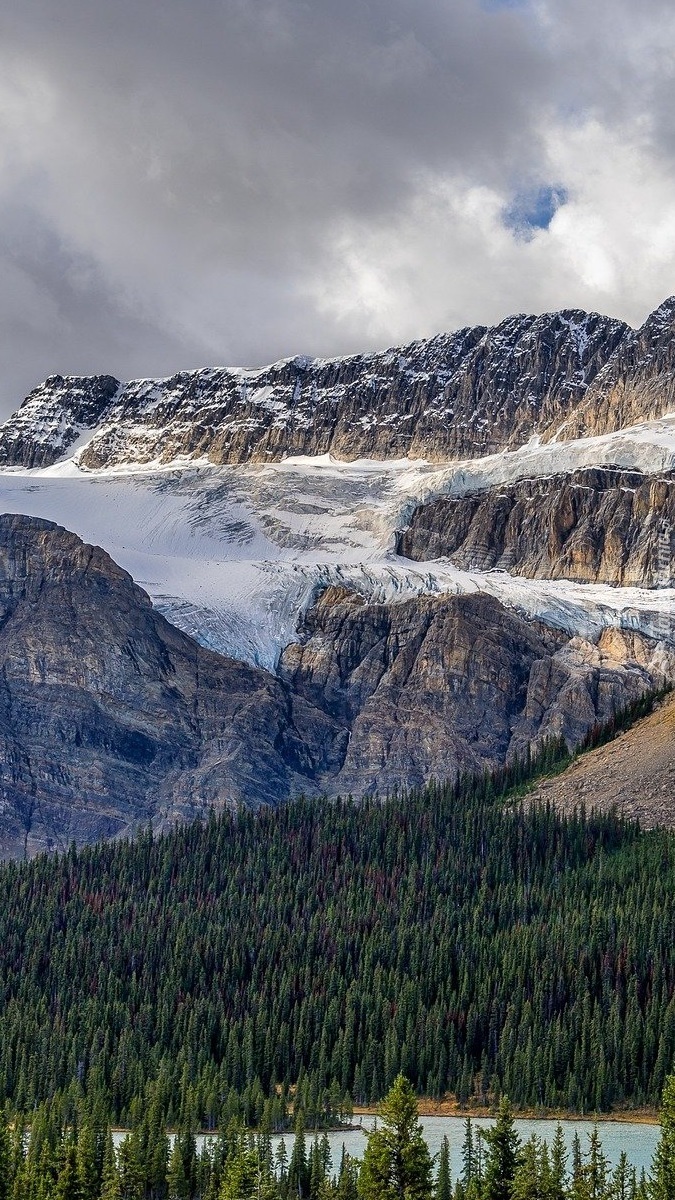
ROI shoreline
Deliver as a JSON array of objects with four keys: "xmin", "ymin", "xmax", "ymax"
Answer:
[
  {"xmin": 108, "ymin": 1103, "xmax": 660, "ymax": 1138},
  {"xmin": 353, "ymin": 1101, "xmax": 660, "ymax": 1126}
]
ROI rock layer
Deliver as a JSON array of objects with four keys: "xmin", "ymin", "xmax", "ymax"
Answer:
[
  {"xmin": 0, "ymin": 518, "xmax": 666, "ymax": 856},
  {"xmin": 546, "ymin": 297, "xmax": 675, "ymax": 442},
  {"xmin": 0, "ymin": 515, "xmax": 343, "ymax": 857},
  {"xmin": 0, "ymin": 309, "xmax": 629, "ymax": 468},
  {"xmin": 279, "ymin": 587, "xmax": 662, "ymax": 798},
  {"xmin": 397, "ymin": 467, "xmax": 675, "ymax": 585}
]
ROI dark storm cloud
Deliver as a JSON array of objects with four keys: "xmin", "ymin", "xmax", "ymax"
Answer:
[{"xmin": 1, "ymin": 0, "xmax": 674, "ymax": 413}]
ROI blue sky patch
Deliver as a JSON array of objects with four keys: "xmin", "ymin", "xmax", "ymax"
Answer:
[{"xmin": 502, "ymin": 184, "xmax": 568, "ymax": 240}]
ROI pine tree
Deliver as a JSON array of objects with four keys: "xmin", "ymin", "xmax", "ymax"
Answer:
[
  {"xmin": 482, "ymin": 1097, "xmax": 521, "ymax": 1200},
  {"xmin": 436, "ymin": 1135, "xmax": 452, "ymax": 1200},
  {"xmin": 166, "ymin": 1141, "xmax": 190, "ymax": 1200},
  {"xmin": 550, "ymin": 1126, "xmax": 568, "ymax": 1200},
  {"xmin": 0, "ymin": 1107, "xmax": 12, "ymax": 1200},
  {"xmin": 649, "ymin": 1074, "xmax": 675, "ymax": 1200},
  {"xmin": 288, "ymin": 1113, "xmax": 309, "ymax": 1199},
  {"xmin": 358, "ymin": 1074, "xmax": 433, "ymax": 1200},
  {"xmin": 460, "ymin": 1119, "xmax": 475, "ymax": 1193},
  {"xmin": 99, "ymin": 1133, "xmax": 121, "ymax": 1200},
  {"xmin": 511, "ymin": 1135, "xmax": 540, "ymax": 1200}
]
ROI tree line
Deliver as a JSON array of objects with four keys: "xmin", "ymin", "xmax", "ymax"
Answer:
[
  {"xmin": 0, "ymin": 1073, "xmax": 673, "ymax": 1199},
  {"xmin": 0, "ymin": 703, "xmax": 672, "ymax": 1124}
]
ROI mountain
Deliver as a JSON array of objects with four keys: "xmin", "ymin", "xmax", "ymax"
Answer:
[
  {"xmin": 1, "ymin": 298, "xmax": 675, "ymax": 853},
  {"xmin": 1, "ymin": 299, "xmax": 674, "ymax": 473},
  {"xmin": 0, "ymin": 308, "xmax": 633, "ymax": 469},
  {"xmin": 0, "ymin": 515, "xmax": 667, "ymax": 857},
  {"xmin": 398, "ymin": 466, "xmax": 675, "ymax": 586},
  {"xmin": 527, "ymin": 689, "xmax": 675, "ymax": 828}
]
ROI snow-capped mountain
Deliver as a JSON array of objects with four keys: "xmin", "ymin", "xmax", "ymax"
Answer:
[
  {"xmin": 0, "ymin": 298, "xmax": 675, "ymax": 854},
  {"xmin": 0, "ymin": 306, "xmax": 638, "ymax": 470}
]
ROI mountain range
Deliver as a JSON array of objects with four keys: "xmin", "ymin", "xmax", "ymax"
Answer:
[{"xmin": 1, "ymin": 297, "xmax": 675, "ymax": 855}]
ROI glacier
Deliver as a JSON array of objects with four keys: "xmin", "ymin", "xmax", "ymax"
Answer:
[{"xmin": 1, "ymin": 415, "xmax": 675, "ymax": 670}]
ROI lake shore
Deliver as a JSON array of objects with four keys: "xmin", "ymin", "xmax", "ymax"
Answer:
[{"xmin": 353, "ymin": 1100, "xmax": 660, "ymax": 1125}]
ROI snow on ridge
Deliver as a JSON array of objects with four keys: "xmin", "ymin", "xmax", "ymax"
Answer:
[{"xmin": 1, "ymin": 414, "xmax": 675, "ymax": 670}]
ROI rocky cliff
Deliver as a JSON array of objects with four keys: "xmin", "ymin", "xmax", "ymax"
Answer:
[
  {"xmin": 4, "ymin": 297, "xmax": 675, "ymax": 472},
  {"xmin": 0, "ymin": 517, "xmax": 664, "ymax": 856},
  {"xmin": 397, "ymin": 467, "xmax": 675, "ymax": 586},
  {"xmin": 0, "ymin": 515, "xmax": 344, "ymax": 856},
  {"xmin": 280, "ymin": 587, "xmax": 665, "ymax": 797},
  {"xmin": 0, "ymin": 308, "xmax": 632, "ymax": 469},
  {"xmin": 545, "ymin": 296, "xmax": 675, "ymax": 442}
]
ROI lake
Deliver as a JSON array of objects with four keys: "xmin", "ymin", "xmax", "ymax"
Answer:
[
  {"xmin": 271, "ymin": 1114, "xmax": 658, "ymax": 1179},
  {"xmin": 114, "ymin": 1113, "xmax": 659, "ymax": 1179}
]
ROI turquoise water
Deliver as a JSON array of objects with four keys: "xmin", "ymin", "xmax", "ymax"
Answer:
[
  {"xmin": 272, "ymin": 1114, "xmax": 658, "ymax": 1180},
  {"xmin": 114, "ymin": 1114, "xmax": 659, "ymax": 1179}
]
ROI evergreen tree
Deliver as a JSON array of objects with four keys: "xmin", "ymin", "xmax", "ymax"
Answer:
[
  {"xmin": 335, "ymin": 1152, "xmax": 359, "ymax": 1200},
  {"xmin": 288, "ymin": 1114, "xmax": 309, "ymax": 1199},
  {"xmin": 358, "ymin": 1074, "xmax": 433, "ymax": 1200},
  {"xmin": 100, "ymin": 1134, "xmax": 121, "ymax": 1200},
  {"xmin": 55, "ymin": 1143, "xmax": 82, "ymax": 1200},
  {"xmin": 550, "ymin": 1127, "xmax": 568, "ymax": 1200},
  {"xmin": 649, "ymin": 1074, "xmax": 675, "ymax": 1200},
  {"xmin": 0, "ymin": 1107, "xmax": 12, "ymax": 1200},
  {"xmin": 511, "ymin": 1134, "xmax": 541, "ymax": 1200},
  {"xmin": 166, "ymin": 1141, "xmax": 190, "ymax": 1200},
  {"xmin": 482, "ymin": 1097, "xmax": 521, "ymax": 1200},
  {"xmin": 461, "ymin": 1120, "xmax": 475, "ymax": 1193},
  {"xmin": 436, "ymin": 1136, "xmax": 452, "ymax": 1200}
]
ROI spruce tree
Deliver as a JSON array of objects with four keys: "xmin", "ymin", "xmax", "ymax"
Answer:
[
  {"xmin": 436, "ymin": 1135, "xmax": 452, "ymax": 1200},
  {"xmin": 358, "ymin": 1074, "xmax": 432, "ymax": 1200},
  {"xmin": 650, "ymin": 1075, "xmax": 675, "ymax": 1200},
  {"xmin": 482, "ymin": 1097, "xmax": 521, "ymax": 1200}
]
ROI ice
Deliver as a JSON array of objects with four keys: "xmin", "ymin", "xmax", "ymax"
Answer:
[{"xmin": 2, "ymin": 414, "xmax": 675, "ymax": 669}]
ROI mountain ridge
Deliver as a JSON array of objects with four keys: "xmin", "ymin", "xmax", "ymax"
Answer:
[
  {"xmin": 0, "ymin": 302, "xmax": 646, "ymax": 469},
  {"xmin": 0, "ymin": 513, "xmax": 668, "ymax": 856}
]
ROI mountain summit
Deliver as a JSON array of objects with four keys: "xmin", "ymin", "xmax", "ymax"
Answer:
[{"xmin": 3, "ymin": 300, "xmax": 674, "ymax": 471}]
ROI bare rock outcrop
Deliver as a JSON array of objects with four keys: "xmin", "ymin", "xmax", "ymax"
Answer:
[
  {"xmin": 0, "ymin": 518, "xmax": 665, "ymax": 856},
  {"xmin": 397, "ymin": 467, "xmax": 675, "ymax": 586},
  {"xmin": 0, "ymin": 309, "xmax": 628, "ymax": 469},
  {"xmin": 279, "ymin": 588, "xmax": 661, "ymax": 798},
  {"xmin": 0, "ymin": 515, "xmax": 343, "ymax": 857},
  {"xmin": 546, "ymin": 296, "xmax": 675, "ymax": 441}
]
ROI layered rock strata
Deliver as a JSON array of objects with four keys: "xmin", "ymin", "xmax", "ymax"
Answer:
[
  {"xmin": 0, "ymin": 309, "xmax": 630, "ymax": 469},
  {"xmin": 0, "ymin": 518, "xmax": 665, "ymax": 855},
  {"xmin": 280, "ymin": 587, "xmax": 665, "ymax": 798},
  {"xmin": 397, "ymin": 467, "xmax": 675, "ymax": 586}
]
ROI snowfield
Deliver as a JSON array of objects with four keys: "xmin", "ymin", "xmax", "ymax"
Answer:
[{"xmin": 1, "ymin": 416, "xmax": 675, "ymax": 670}]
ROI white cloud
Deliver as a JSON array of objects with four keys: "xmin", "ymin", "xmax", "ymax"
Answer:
[{"xmin": 0, "ymin": 0, "xmax": 674, "ymax": 410}]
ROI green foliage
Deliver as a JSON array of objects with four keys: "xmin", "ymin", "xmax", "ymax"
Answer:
[
  {"xmin": 436, "ymin": 1136, "xmax": 452, "ymax": 1200},
  {"xmin": 481, "ymin": 1098, "xmax": 520, "ymax": 1200},
  {"xmin": 0, "ymin": 704, "xmax": 671, "ymax": 1123},
  {"xmin": 0, "ymin": 1074, "xmax": 673, "ymax": 1200},
  {"xmin": 358, "ymin": 1074, "xmax": 432, "ymax": 1200},
  {"xmin": 649, "ymin": 1074, "xmax": 675, "ymax": 1200}
]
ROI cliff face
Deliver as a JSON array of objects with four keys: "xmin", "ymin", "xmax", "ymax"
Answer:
[
  {"xmin": 280, "ymin": 588, "xmax": 659, "ymax": 798},
  {"xmin": 0, "ymin": 515, "xmax": 345, "ymax": 857},
  {"xmin": 546, "ymin": 297, "xmax": 675, "ymax": 442},
  {"xmin": 0, "ymin": 518, "xmax": 663, "ymax": 856},
  {"xmin": 0, "ymin": 308, "xmax": 629, "ymax": 469},
  {"xmin": 0, "ymin": 375, "xmax": 120, "ymax": 469},
  {"xmin": 397, "ymin": 467, "xmax": 675, "ymax": 586}
]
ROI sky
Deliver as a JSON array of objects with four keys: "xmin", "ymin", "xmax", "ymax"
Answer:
[{"xmin": 1, "ymin": 0, "xmax": 675, "ymax": 413}]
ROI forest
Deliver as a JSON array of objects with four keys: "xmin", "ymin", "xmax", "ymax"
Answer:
[
  {"xmin": 0, "ymin": 709, "xmax": 672, "ymax": 1129},
  {"xmin": 1, "ymin": 1072, "xmax": 673, "ymax": 1199}
]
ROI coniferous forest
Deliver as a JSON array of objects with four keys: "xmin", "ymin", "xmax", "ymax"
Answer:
[
  {"xmin": 1, "ymin": 1072, "xmax": 674, "ymax": 1200},
  {"xmin": 0, "ymin": 728, "xmax": 673, "ymax": 1131}
]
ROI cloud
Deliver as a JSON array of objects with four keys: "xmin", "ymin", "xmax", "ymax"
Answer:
[{"xmin": 0, "ymin": 0, "xmax": 674, "ymax": 412}]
